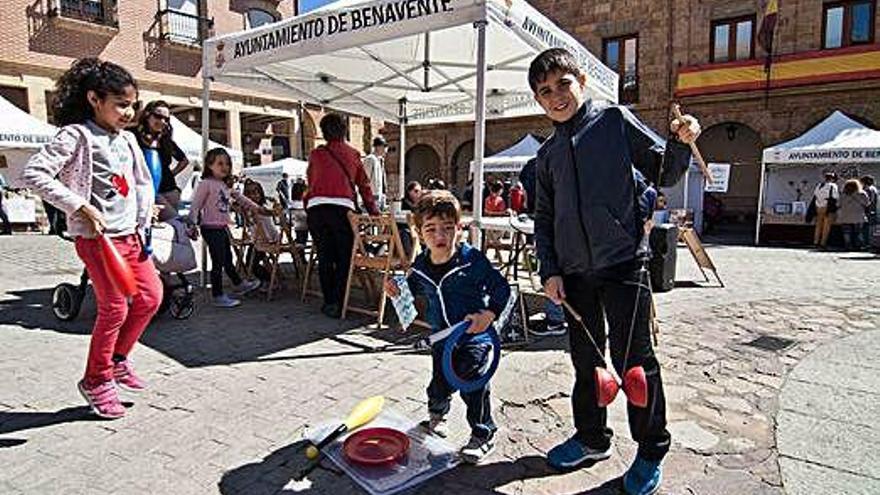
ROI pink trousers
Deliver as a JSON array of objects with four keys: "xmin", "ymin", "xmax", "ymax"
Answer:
[{"xmin": 75, "ymin": 234, "xmax": 162, "ymax": 385}]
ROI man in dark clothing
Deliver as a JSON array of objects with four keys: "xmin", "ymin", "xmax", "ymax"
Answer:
[
  {"xmin": 0, "ymin": 173, "xmax": 11, "ymax": 235},
  {"xmin": 519, "ymin": 158, "xmax": 567, "ymax": 336},
  {"xmin": 529, "ymin": 48, "xmax": 700, "ymax": 495},
  {"xmin": 276, "ymin": 172, "xmax": 292, "ymax": 221}
]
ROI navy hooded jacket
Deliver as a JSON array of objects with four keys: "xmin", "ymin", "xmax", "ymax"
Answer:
[
  {"xmin": 534, "ymin": 102, "xmax": 692, "ymax": 281},
  {"xmin": 408, "ymin": 243, "xmax": 511, "ymax": 344}
]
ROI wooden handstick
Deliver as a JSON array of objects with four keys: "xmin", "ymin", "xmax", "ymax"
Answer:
[{"xmin": 671, "ymin": 103, "xmax": 713, "ymax": 184}]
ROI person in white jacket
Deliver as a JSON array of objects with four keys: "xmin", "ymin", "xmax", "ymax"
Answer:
[
  {"xmin": 813, "ymin": 172, "xmax": 839, "ymax": 248},
  {"xmin": 362, "ymin": 135, "xmax": 387, "ymax": 211}
]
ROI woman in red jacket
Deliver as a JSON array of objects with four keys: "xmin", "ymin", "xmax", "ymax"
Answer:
[{"xmin": 305, "ymin": 113, "xmax": 378, "ymax": 318}]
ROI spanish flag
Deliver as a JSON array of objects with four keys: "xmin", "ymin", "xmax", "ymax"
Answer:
[{"xmin": 758, "ymin": 0, "xmax": 779, "ymax": 56}]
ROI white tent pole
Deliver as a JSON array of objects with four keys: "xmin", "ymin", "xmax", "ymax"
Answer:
[
  {"xmin": 472, "ymin": 20, "xmax": 488, "ymax": 249},
  {"xmin": 397, "ymin": 98, "xmax": 407, "ymax": 215},
  {"xmin": 755, "ymin": 158, "xmax": 767, "ymax": 245},
  {"xmin": 199, "ymin": 56, "xmax": 211, "ymax": 291},
  {"xmin": 683, "ymin": 168, "xmax": 690, "ymax": 213}
]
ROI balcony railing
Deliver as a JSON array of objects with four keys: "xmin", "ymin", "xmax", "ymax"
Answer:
[
  {"xmin": 52, "ymin": 0, "xmax": 117, "ymax": 27},
  {"xmin": 157, "ymin": 9, "xmax": 213, "ymax": 46}
]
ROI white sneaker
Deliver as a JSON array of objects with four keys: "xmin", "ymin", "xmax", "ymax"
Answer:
[
  {"xmin": 460, "ymin": 435, "xmax": 496, "ymax": 464},
  {"xmin": 234, "ymin": 279, "xmax": 261, "ymax": 295},
  {"xmin": 213, "ymin": 294, "xmax": 241, "ymax": 308}
]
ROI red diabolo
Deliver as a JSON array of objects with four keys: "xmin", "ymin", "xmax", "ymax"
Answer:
[
  {"xmin": 594, "ymin": 367, "xmax": 620, "ymax": 408},
  {"xmin": 97, "ymin": 235, "xmax": 139, "ymax": 297},
  {"xmin": 623, "ymin": 366, "xmax": 648, "ymax": 408}
]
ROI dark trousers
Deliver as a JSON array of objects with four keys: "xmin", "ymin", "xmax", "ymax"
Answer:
[
  {"xmin": 841, "ymin": 223, "xmax": 863, "ymax": 250},
  {"xmin": 201, "ymin": 227, "xmax": 242, "ymax": 297},
  {"xmin": 306, "ymin": 205, "xmax": 354, "ymax": 306},
  {"xmin": 398, "ymin": 223, "xmax": 413, "ymax": 260},
  {"xmin": 0, "ymin": 194, "xmax": 10, "ymax": 234},
  {"xmin": 43, "ymin": 200, "xmax": 65, "ymax": 235},
  {"xmin": 563, "ymin": 260, "xmax": 670, "ymax": 461},
  {"xmin": 861, "ymin": 218, "xmax": 875, "ymax": 249},
  {"xmin": 428, "ymin": 341, "xmax": 496, "ymax": 439},
  {"xmin": 245, "ymin": 247, "xmax": 270, "ymax": 283}
]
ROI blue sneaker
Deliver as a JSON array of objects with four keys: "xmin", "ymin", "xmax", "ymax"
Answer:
[
  {"xmin": 623, "ymin": 456, "xmax": 662, "ymax": 495},
  {"xmin": 547, "ymin": 436, "xmax": 611, "ymax": 470}
]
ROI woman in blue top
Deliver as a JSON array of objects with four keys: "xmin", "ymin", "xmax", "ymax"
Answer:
[{"xmin": 134, "ymin": 100, "xmax": 189, "ymax": 220}]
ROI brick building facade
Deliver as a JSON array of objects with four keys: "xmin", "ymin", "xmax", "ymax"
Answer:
[
  {"xmin": 388, "ymin": 0, "xmax": 880, "ymax": 234},
  {"xmin": 0, "ymin": 0, "xmax": 376, "ymax": 172}
]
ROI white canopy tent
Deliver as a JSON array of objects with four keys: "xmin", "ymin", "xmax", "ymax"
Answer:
[
  {"xmin": 201, "ymin": 0, "xmax": 617, "ymax": 233},
  {"xmin": 756, "ymin": 111, "xmax": 880, "ymax": 243},
  {"xmin": 0, "ymin": 95, "xmax": 57, "ymax": 188},
  {"xmin": 169, "ymin": 115, "xmax": 243, "ymax": 168},
  {"xmin": 240, "ymin": 157, "xmax": 309, "ymax": 196},
  {"xmin": 470, "ymin": 133, "xmax": 542, "ymax": 174}
]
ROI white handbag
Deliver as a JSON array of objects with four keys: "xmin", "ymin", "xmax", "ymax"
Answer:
[{"xmin": 151, "ymin": 218, "xmax": 197, "ymax": 273}]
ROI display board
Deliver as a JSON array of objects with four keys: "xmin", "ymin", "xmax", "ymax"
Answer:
[
  {"xmin": 704, "ymin": 163, "xmax": 731, "ymax": 193},
  {"xmin": 679, "ymin": 227, "xmax": 723, "ymax": 287}
]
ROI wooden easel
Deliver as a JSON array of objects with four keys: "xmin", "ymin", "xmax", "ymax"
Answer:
[
  {"xmin": 678, "ymin": 227, "xmax": 724, "ymax": 287},
  {"xmin": 341, "ymin": 212, "xmax": 411, "ymax": 328}
]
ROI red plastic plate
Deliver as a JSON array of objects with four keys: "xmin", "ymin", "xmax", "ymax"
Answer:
[{"xmin": 343, "ymin": 427, "xmax": 410, "ymax": 467}]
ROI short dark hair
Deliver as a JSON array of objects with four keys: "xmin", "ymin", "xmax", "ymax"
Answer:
[
  {"xmin": 406, "ymin": 181, "xmax": 421, "ymax": 194},
  {"xmin": 489, "ymin": 181, "xmax": 504, "ymax": 193},
  {"xmin": 320, "ymin": 113, "xmax": 347, "ymax": 141},
  {"xmin": 861, "ymin": 175, "xmax": 874, "ymax": 186},
  {"xmin": 372, "ymin": 135, "xmax": 387, "ymax": 147},
  {"xmin": 528, "ymin": 48, "xmax": 582, "ymax": 92},
  {"xmin": 413, "ymin": 190, "xmax": 461, "ymax": 230}
]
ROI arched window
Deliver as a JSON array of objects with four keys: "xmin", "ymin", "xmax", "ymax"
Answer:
[{"xmin": 245, "ymin": 8, "xmax": 277, "ymax": 29}]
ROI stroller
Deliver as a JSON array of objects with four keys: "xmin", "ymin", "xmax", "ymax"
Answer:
[{"xmin": 51, "ymin": 218, "xmax": 197, "ymax": 321}]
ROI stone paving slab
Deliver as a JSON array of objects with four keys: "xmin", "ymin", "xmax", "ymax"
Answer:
[
  {"xmin": 778, "ymin": 457, "xmax": 880, "ymax": 495},
  {"xmin": 777, "ymin": 330, "xmax": 880, "ymax": 494}
]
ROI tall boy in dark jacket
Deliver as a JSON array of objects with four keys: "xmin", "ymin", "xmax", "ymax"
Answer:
[
  {"xmin": 530, "ymin": 48, "xmax": 700, "ymax": 495},
  {"xmin": 385, "ymin": 190, "xmax": 510, "ymax": 464}
]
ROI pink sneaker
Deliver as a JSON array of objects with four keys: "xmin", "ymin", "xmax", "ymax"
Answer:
[
  {"xmin": 113, "ymin": 360, "xmax": 147, "ymax": 392},
  {"xmin": 78, "ymin": 380, "xmax": 126, "ymax": 419}
]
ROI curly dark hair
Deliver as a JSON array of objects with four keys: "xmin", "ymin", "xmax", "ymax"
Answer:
[{"xmin": 52, "ymin": 58, "xmax": 138, "ymax": 126}]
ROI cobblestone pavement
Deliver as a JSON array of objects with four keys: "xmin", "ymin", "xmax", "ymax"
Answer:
[{"xmin": 1, "ymin": 236, "xmax": 879, "ymax": 494}]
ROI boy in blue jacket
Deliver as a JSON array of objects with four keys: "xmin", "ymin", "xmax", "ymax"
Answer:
[
  {"xmin": 530, "ymin": 48, "xmax": 700, "ymax": 495},
  {"xmin": 385, "ymin": 190, "xmax": 510, "ymax": 464}
]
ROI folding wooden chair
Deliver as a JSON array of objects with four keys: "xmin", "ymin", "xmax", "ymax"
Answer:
[
  {"xmin": 250, "ymin": 205, "xmax": 304, "ymax": 300},
  {"xmin": 229, "ymin": 205, "xmax": 254, "ymax": 278},
  {"xmin": 301, "ymin": 245, "xmax": 321, "ymax": 302},
  {"xmin": 341, "ymin": 212, "xmax": 411, "ymax": 328}
]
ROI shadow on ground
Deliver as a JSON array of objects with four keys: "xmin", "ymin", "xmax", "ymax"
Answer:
[
  {"xmin": 219, "ymin": 442, "xmax": 622, "ymax": 495},
  {"xmin": 0, "ymin": 404, "xmax": 143, "ymax": 435},
  {"xmin": 0, "ymin": 284, "xmax": 371, "ymax": 368}
]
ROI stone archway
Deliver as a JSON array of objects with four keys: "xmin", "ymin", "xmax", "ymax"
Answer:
[
  {"xmin": 697, "ymin": 122, "xmax": 764, "ymax": 229},
  {"xmin": 301, "ymin": 107, "xmax": 321, "ymax": 157},
  {"xmin": 405, "ymin": 144, "xmax": 442, "ymax": 185},
  {"xmin": 450, "ymin": 139, "xmax": 475, "ymax": 197}
]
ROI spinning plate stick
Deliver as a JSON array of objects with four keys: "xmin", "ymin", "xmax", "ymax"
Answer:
[
  {"xmin": 671, "ymin": 103, "xmax": 713, "ymax": 185},
  {"xmin": 295, "ymin": 396, "xmax": 385, "ymax": 480}
]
